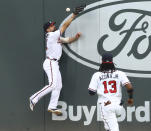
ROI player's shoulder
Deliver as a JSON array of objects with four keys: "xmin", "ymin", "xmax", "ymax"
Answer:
[
  {"xmin": 92, "ymin": 71, "xmax": 102, "ymax": 77},
  {"xmin": 115, "ymin": 70, "xmax": 123, "ymax": 73},
  {"xmin": 115, "ymin": 70, "xmax": 127, "ymax": 76},
  {"xmin": 47, "ymin": 30, "xmax": 60, "ymax": 36}
]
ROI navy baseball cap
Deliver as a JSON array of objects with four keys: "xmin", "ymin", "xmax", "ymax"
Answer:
[
  {"xmin": 43, "ymin": 21, "xmax": 56, "ymax": 32},
  {"xmin": 102, "ymin": 53, "xmax": 113, "ymax": 63}
]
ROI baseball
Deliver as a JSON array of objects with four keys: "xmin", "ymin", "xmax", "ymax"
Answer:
[{"xmin": 66, "ymin": 8, "xmax": 70, "ymax": 12}]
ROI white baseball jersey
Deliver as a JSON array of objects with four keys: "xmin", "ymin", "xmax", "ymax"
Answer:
[
  {"xmin": 30, "ymin": 29, "xmax": 63, "ymax": 110},
  {"xmin": 45, "ymin": 30, "xmax": 62, "ymax": 60},
  {"xmin": 88, "ymin": 70, "xmax": 130, "ymax": 103}
]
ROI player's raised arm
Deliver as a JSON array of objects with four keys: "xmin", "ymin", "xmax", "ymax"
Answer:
[
  {"xmin": 60, "ymin": 13, "xmax": 76, "ymax": 35},
  {"xmin": 60, "ymin": 4, "xmax": 86, "ymax": 35},
  {"xmin": 125, "ymin": 83, "xmax": 134, "ymax": 106}
]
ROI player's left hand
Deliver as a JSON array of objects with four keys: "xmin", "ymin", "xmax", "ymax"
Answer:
[
  {"xmin": 73, "ymin": 4, "xmax": 86, "ymax": 15},
  {"xmin": 127, "ymin": 98, "xmax": 134, "ymax": 106}
]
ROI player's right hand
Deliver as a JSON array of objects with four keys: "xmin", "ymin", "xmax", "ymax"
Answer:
[
  {"xmin": 127, "ymin": 98, "xmax": 134, "ymax": 106},
  {"xmin": 75, "ymin": 32, "xmax": 81, "ymax": 39}
]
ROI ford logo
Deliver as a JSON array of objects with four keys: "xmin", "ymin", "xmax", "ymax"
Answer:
[{"xmin": 60, "ymin": 0, "xmax": 151, "ymax": 78}]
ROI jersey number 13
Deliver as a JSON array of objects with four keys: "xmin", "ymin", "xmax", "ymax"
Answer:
[{"xmin": 103, "ymin": 80, "xmax": 117, "ymax": 94}]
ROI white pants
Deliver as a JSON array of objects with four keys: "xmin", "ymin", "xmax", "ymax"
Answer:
[
  {"xmin": 31, "ymin": 58, "xmax": 62, "ymax": 110},
  {"xmin": 99, "ymin": 101, "xmax": 123, "ymax": 131}
]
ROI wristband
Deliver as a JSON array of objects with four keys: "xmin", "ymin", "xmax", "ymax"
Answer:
[{"xmin": 127, "ymin": 89, "xmax": 133, "ymax": 99}]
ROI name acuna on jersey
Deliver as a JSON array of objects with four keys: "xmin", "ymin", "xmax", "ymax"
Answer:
[{"xmin": 99, "ymin": 73, "xmax": 119, "ymax": 80}]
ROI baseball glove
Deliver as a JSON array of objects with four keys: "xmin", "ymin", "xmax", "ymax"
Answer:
[{"xmin": 73, "ymin": 4, "xmax": 86, "ymax": 15}]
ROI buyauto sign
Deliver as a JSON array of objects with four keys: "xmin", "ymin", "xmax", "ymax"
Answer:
[
  {"xmin": 60, "ymin": 0, "xmax": 151, "ymax": 78},
  {"xmin": 52, "ymin": 101, "xmax": 151, "ymax": 125}
]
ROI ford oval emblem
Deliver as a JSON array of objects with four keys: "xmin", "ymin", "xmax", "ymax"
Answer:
[{"xmin": 60, "ymin": 0, "xmax": 151, "ymax": 78}]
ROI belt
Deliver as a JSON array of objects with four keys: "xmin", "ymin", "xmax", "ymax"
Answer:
[
  {"xmin": 104, "ymin": 101, "xmax": 111, "ymax": 106},
  {"xmin": 46, "ymin": 57, "xmax": 58, "ymax": 61},
  {"xmin": 103, "ymin": 100, "xmax": 124, "ymax": 106}
]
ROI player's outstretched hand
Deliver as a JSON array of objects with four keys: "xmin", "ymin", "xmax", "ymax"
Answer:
[
  {"xmin": 73, "ymin": 4, "xmax": 86, "ymax": 15},
  {"xmin": 127, "ymin": 98, "xmax": 134, "ymax": 106},
  {"xmin": 75, "ymin": 32, "xmax": 81, "ymax": 39}
]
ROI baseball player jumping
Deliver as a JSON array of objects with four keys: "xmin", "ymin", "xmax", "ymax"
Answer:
[
  {"xmin": 88, "ymin": 53, "xmax": 134, "ymax": 131},
  {"xmin": 29, "ymin": 5, "xmax": 86, "ymax": 115}
]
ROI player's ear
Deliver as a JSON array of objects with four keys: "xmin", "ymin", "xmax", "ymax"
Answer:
[{"xmin": 46, "ymin": 27, "xmax": 50, "ymax": 32}]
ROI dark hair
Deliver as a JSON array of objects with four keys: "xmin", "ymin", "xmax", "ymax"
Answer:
[
  {"xmin": 99, "ymin": 63, "xmax": 116, "ymax": 72},
  {"xmin": 43, "ymin": 21, "xmax": 56, "ymax": 32}
]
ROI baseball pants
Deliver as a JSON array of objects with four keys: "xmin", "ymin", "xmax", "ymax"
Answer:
[
  {"xmin": 31, "ymin": 58, "xmax": 62, "ymax": 110},
  {"xmin": 99, "ymin": 101, "xmax": 123, "ymax": 131}
]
